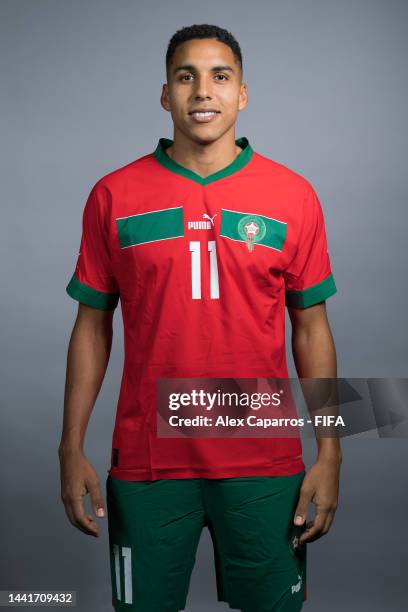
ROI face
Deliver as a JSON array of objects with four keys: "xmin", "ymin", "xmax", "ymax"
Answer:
[{"xmin": 161, "ymin": 38, "xmax": 248, "ymax": 145}]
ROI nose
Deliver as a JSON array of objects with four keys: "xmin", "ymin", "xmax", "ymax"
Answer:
[{"xmin": 193, "ymin": 74, "xmax": 213, "ymax": 99}]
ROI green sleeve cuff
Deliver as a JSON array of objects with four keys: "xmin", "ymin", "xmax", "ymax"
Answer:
[
  {"xmin": 286, "ymin": 273, "xmax": 337, "ymax": 309},
  {"xmin": 66, "ymin": 274, "xmax": 119, "ymax": 311}
]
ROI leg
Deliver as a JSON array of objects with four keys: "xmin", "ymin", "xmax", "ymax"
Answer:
[
  {"xmin": 106, "ymin": 475, "xmax": 205, "ymax": 612},
  {"xmin": 203, "ymin": 472, "xmax": 307, "ymax": 612}
]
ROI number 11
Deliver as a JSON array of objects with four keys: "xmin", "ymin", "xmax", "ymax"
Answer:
[{"xmin": 189, "ymin": 240, "xmax": 219, "ymax": 300}]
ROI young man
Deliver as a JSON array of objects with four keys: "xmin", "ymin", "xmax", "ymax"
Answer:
[{"xmin": 58, "ymin": 24, "xmax": 341, "ymax": 612}]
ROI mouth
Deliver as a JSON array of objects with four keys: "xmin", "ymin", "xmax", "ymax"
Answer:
[{"xmin": 188, "ymin": 110, "xmax": 221, "ymax": 123}]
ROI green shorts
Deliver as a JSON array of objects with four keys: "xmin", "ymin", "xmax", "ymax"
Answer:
[{"xmin": 106, "ymin": 472, "xmax": 307, "ymax": 612}]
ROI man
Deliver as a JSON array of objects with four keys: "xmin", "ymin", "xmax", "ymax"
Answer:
[{"xmin": 59, "ymin": 23, "xmax": 341, "ymax": 612}]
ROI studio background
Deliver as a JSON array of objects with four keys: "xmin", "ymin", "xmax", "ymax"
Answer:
[{"xmin": 1, "ymin": 0, "xmax": 407, "ymax": 610}]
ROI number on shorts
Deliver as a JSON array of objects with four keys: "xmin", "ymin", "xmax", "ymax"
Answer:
[{"xmin": 112, "ymin": 544, "xmax": 132, "ymax": 604}]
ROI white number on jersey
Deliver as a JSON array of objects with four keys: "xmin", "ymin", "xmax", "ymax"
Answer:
[{"xmin": 189, "ymin": 240, "xmax": 219, "ymax": 299}]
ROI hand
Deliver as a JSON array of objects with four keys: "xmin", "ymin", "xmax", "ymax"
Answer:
[
  {"xmin": 293, "ymin": 456, "xmax": 341, "ymax": 543},
  {"xmin": 58, "ymin": 446, "xmax": 105, "ymax": 537}
]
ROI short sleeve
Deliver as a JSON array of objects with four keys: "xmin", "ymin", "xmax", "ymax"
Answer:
[
  {"xmin": 66, "ymin": 183, "xmax": 120, "ymax": 310},
  {"xmin": 284, "ymin": 185, "xmax": 337, "ymax": 309}
]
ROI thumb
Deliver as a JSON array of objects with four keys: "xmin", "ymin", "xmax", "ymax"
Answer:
[
  {"xmin": 293, "ymin": 491, "xmax": 310, "ymax": 525},
  {"xmin": 88, "ymin": 480, "xmax": 105, "ymax": 518}
]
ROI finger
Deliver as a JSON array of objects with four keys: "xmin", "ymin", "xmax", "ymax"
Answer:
[
  {"xmin": 69, "ymin": 506, "xmax": 99, "ymax": 536},
  {"xmin": 69, "ymin": 498, "xmax": 100, "ymax": 536},
  {"xmin": 299, "ymin": 512, "xmax": 329, "ymax": 543},
  {"xmin": 293, "ymin": 488, "xmax": 313, "ymax": 525},
  {"xmin": 301, "ymin": 504, "xmax": 338, "ymax": 542},
  {"xmin": 298, "ymin": 520, "xmax": 315, "ymax": 544},
  {"xmin": 87, "ymin": 479, "xmax": 105, "ymax": 518},
  {"xmin": 65, "ymin": 503, "xmax": 98, "ymax": 537},
  {"xmin": 73, "ymin": 512, "xmax": 99, "ymax": 537},
  {"xmin": 322, "ymin": 510, "xmax": 336, "ymax": 535},
  {"xmin": 73, "ymin": 518, "xmax": 99, "ymax": 537}
]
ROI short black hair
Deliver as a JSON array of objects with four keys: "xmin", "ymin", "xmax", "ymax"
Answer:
[{"xmin": 166, "ymin": 24, "xmax": 243, "ymax": 80}]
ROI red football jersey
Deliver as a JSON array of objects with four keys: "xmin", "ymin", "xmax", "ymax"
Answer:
[{"xmin": 66, "ymin": 136, "xmax": 337, "ymax": 480}]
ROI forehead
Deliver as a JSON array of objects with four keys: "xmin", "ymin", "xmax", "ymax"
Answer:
[{"xmin": 170, "ymin": 38, "xmax": 238, "ymax": 70}]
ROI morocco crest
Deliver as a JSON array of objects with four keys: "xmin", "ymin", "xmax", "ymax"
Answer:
[{"xmin": 237, "ymin": 215, "xmax": 267, "ymax": 252}]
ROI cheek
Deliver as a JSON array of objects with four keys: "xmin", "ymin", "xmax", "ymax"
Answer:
[
  {"xmin": 220, "ymin": 105, "xmax": 240, "ymax": 121},
  {"xmin": 220, "ymin": 91, "xmax": 241, "ymax": 111},
  {"xmin": 169, "ymin": 90, "xmax": 187, "ymax": 111},
  {"xmin": 171, "ymin": 104, "xmax": 188, "ymax": 122}
]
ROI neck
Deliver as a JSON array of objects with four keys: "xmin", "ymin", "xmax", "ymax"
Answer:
[{"xmin": 165, "ymin": 128, "xmax": 242, "ymax": 179}]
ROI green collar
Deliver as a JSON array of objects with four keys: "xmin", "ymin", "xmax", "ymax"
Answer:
[{"xmin": 153, "ymin": 136, "xmax": 253, "ymax": 186}]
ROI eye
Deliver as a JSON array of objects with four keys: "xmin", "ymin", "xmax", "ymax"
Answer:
[{"xmin": 178, "ymin": 73, "xmax": 229, "ymax": 82}]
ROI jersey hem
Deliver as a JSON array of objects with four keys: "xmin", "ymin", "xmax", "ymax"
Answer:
[{"xmin": 107, "ymin": 459, "xmax": 306, "ymax": 481}]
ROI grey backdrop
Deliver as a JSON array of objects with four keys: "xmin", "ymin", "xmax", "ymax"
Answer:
[{"xmin": 1, "ymin": 0, "xmax": 407, "ymax": 610}]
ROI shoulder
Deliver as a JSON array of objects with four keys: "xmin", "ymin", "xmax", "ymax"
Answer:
[
  {"xmin": 252, "ymin": 150, "xmax": 316, "ymax": 198},
  {"xmin": 91, "ymin": 150, "xmax": 157, "ymax": 196}
]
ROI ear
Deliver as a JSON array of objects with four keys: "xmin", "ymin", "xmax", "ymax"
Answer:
[
  {"xmin": 238, "ymin": 82, "xmax": 249, "ymax": 112},
  {"xmin": 160, "ymin": 83, "xmax": 171, "ymax": 112}
]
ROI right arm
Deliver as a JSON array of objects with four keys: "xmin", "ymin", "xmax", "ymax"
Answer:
[{"xmin": 58, "ymin": 302, "xmax": 114, "ymax": 537}]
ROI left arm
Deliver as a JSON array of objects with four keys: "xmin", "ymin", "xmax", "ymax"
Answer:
[{"xmin": 288, "ymin": 301, "xmax": 342, "ymax": 543}]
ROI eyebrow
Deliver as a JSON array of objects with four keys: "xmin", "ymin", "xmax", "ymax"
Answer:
[{"xmin": 173, "ymin": 64, "xmax": 235, "ymax": 74}]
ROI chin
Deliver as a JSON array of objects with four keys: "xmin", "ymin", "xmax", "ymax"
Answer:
[{"xmin": 187, "ymin": 127, "xmax": 224, "ymax": 144}]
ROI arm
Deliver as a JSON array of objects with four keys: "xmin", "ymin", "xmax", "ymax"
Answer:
[
  {"xmin": 58, "ymin": 302, "xmax": 114, "ymax": 537},
  {"xmin": 288, "ymin": 301, "xmax": 342, "ymax": 543}
]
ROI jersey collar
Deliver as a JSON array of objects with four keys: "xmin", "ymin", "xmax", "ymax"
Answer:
[{"xmin": 153, "ymin": 136, "xmax": 253, "ymax": 186}]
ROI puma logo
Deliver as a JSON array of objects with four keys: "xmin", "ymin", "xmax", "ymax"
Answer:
[
  {"xmin": 291, "ymin": 574, "xmax": 302, "ymax": 594},
  {"xmin": 187, "ymin": 213, "xmax": 218, "ymax": 230},
  {"xmin": 202, "ymin": 213, "xmax": 218, "ymax": 226}
]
